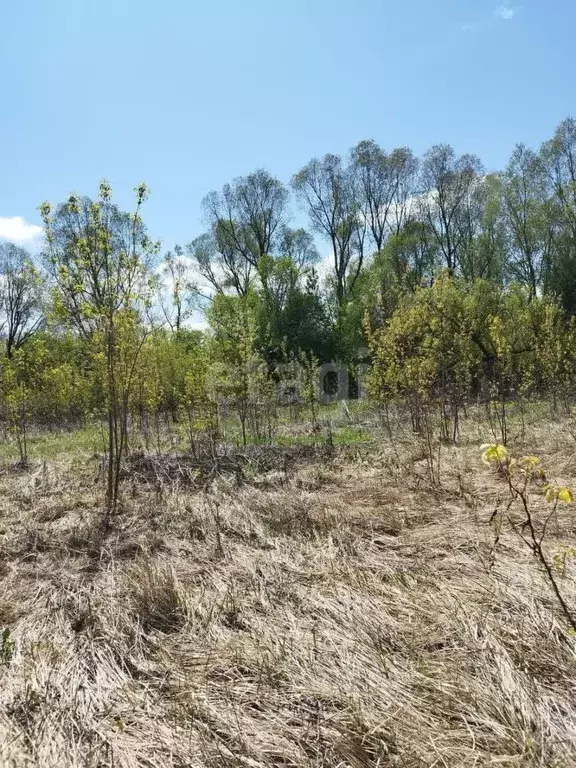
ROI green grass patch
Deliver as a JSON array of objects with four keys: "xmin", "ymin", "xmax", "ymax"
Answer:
[
  {"xmin": 333, "ymin": 426, "xmax": 373, "ymax": 446},
  {"xmin": 0, "ymin": 425, "xmax": 105, "ymax": 462}
]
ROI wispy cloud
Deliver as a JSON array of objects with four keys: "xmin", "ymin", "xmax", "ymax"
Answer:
[
  {"xmin": 496, "ymin": 5, "xmax": 516, "ymax": 20},
  {"xmin": 0, "ymin": 216, "xmax": 43, "ymax": 244},
  {"xmin": 462, "ymin": 23, "xmax": 476, "ymax": 32}
]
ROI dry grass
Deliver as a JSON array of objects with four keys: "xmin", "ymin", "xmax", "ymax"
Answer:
[{"xmin": 0, "ymin": 419, "xmax": 575, "ymax": 767}]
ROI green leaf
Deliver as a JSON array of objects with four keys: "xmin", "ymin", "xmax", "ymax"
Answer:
[
  {"xmin": 481, "ymin": 443, "xmax": 508, "ymax": 464},
  {"xmin": 545, "ymin": 485, "xmax": 574, "ymax": 503}
]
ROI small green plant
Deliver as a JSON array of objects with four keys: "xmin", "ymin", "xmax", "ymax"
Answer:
[
  {"xmin": 482, "ymin": 443, "xmax": 576, "ymax": 634},
  {"xmin": 1, "ymin": 627, "xmax": 15, "ymax": 664}
]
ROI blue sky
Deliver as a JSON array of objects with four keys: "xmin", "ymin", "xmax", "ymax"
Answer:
[{"xmin": 1, "ymin": 0, "xmax": 575, "ymax": 250}]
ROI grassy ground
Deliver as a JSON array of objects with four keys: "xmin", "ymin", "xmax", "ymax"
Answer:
[
  {"xmin": 0, "ymin": 409, "xmax": 575, "ymax": 767},
  {"xmin": 0, "ymin": 402, "xmax": 374, "ymax": 464}
]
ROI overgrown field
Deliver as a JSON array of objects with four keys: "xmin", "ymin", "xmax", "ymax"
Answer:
[{"xmin": 0, "ymin": 409, "xmax": 575, "ymax": 767}]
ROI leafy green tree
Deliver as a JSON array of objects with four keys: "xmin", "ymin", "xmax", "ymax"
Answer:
[
  {"xmin": 40, "ymin": 180, "xmax": 158, "ymax": 515},
  {"xmin": 256, "ymin": 255, "xmax": 333, "ymax": 363},
  {"xmin": 366, "ymin": 273, "xmax": 478, "ymax": 442},
  {"xmin": 375, "ymin": 220, "xmax": 437, "ymax": 293},
  {"xmin": 181, "ymin": 337, "xmax": 215, "ymax": 455},
  {"xmin": 207, "ymin": 292, "xmax": 269, "ymax": 446},
  {"xmin": 1, "ymin": 355, "xmax": 29, "ymax": 465},
  {"xmin": 540, "ymin": 119, "xmax": 576, "ymax": 312},
  {"xmin": 333, "ymin": 220, "xmax": 438, "ymax": 367},
  {"xmin": 541, "ymin": 118, "xmax": 576, "ymax": 243}
]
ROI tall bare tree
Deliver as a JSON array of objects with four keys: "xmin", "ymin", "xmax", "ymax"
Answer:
[
  {"xmin": 279, "ymin": 227, "xmax": 320, "ymax": 271},
  {"xmin": 0, "ymin": 243, "xmax": 44, "ymax": 358},
  {"xmin": 502, "ymin": 145, "xmax": 554, "ymax": 298},
  {"xmin": 187, "ymin": 222, "xmax": 255, "ymax": 298},
  {"xmin": 458, "ymin": 173, "xmax": 508, "ymax": 283},
  {"xmin": 390, "ymin": 147, "xmax": 420, "ymax": 236},
  {"xmin": 351, "ymin": 141, "xmax": 418, "ymax": 252},
  {"xmin": 419, "ymin": 144, "xmax": 484, "ymax": 274},
  {"xmin": 292, "ymin": 154, "xmax": 361, "ymax": 305},
  {"xmin": 542, "ymin": 117, "xmax": 576, "ymax": 238},
  {"xmin": 202, "ymin": 169, "xmax": 289, "ymax": 269},
  {"xmin": 159, "ymin": 245, "xmax": 198, "ymax": 332}
]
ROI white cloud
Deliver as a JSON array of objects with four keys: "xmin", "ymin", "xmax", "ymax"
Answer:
[
  {"xmin": 496, "ymin": 5, "xmax": 516, "ymax": 20},
  {"xmin": 462, "ymin": 23, "xmax": 476, "ymax": 32},
  {"xmin": 0, "ymin": 216, "xmax": 43, "ymax": 244}
]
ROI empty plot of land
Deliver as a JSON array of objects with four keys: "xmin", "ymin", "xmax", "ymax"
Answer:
[{"xmin": 0, "ymin": 422, "xmax": 575, "ymax": 767}]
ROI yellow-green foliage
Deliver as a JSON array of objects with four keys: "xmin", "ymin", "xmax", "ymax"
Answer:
[
  {"xmin": 366, "ymin": 276, "xmax": 574, "ymax": 426},
  {"xmin": 482, "ymin": 443, "xmax": 576, "ymax": 632},
  {"xmin": 207, "ymin": 293, "xmax": 272, "ymax": 442},
  {"xmin": 365, "ymin": 273, "xmax": 478, "ymax": 410},
  {"xmin": 0, "ymin": 334, "xmax": 93, "ymax": 431}
]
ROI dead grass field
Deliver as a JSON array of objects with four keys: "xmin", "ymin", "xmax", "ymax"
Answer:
[{"xmin": 0, "ymin": 415, "xmax": 575, "ymax": 767}]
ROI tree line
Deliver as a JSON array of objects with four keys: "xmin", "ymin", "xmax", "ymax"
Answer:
[
  {"xmin": 3, "ymin": 117, "xmax": 576, "ymax": 361},
  {"xmin": 1, "ymin": 117, "xmax": 576, "ymax": 508},
  {"xmin": 185, "ymin": 115, "xmax": 576, "ymax": 363}
]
